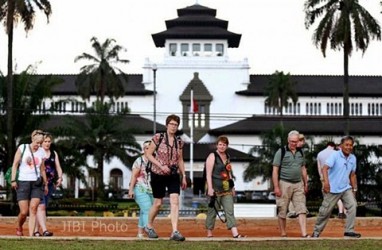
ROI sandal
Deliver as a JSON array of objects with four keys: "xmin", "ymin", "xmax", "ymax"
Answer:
[
  {"xmin": 33, "ymin": 231, "xmax": 41, "ymax": 237},
  {"xmin": 16, "ymin": 228, "xmax": 23, "ymax": 236},
  {"xmin": 233, "ymin": 234, "xmax": 246, "ymax": 238},
  {"xmin": 42, "ymin": 230, "xmax": 53, "ymax": 236},
  {"xmin": 301, "ymin": 234, "xmax": 311, "ymax": 238},
  {"xmin": 207, "ymin": 235, "xmax": 213, "ymax": 238}
]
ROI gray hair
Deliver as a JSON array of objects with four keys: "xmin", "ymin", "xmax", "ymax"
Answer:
[{"xmin": 288, "ymin": 130, "xmax": 299, "ymax": 139}]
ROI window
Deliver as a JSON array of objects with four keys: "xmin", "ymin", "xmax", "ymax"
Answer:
[
  {"xmin": 216, "ymin": 44, "xmax": 224, "ymax": 56},
  {"xmin": 181, "ymin": 43, "xmax": 189, "ymax": 56},
  {"xmin": 192, "ymin": 43, "xmax": 200, "ymax": 56},
  {"xmin": 204, "ymin": 43, "xmax": 212, "ymax": 56},
  {"xmin": 169, "ymin": 43, "xmax": 177, "ymax": 56}
]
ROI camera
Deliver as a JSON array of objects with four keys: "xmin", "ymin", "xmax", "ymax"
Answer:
[
  {"xmin": 169, "ymin": 164, "xmax": 178, "ymax": 175},
  {"xmin": 208, "ymin": 195, "xmax": 216, "ymax": 208}
]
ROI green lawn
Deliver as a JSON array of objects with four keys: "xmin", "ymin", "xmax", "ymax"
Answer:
[{"xmin": 0, "ymin": 239, "xmax": 381, "ymax": 250}]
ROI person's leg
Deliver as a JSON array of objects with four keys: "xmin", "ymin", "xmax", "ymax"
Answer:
[
  {"xmin": 147, "ymin": 198, "xmax": 162, "ymax": 228},
  {"xmin": 287, "ymin": 202, "xmax": 297, "ymax": 218},
  {"xmin": 205, "ymin": 199, "xmax": 217, "ymax": 237},
  {"xmin": 28, "ymin": 198, "xmax": 40, "ymax": 236},
  {"xmin": 34, "ymin": 203, "xmax": 43, "ymax": 235},
  {"xmin": 312, "ymin": 192, "xmax": 341, "ymax": 236},
  {"xmin": 35, "ymin": 204, "xmax": 49, "ymax": 234},
  {"xmin": 341, "ymin": 189, "xmax": 357, "ymax": 233},
  {"xmin": 169, "ymin": 193, "xmax": 180, "ymax": 232},
  {"xmin": 292, "ymin": 182, "xmax": 308, "ymax": 237},
  {"xmin": 134, "ymin": 187, "xmax": 153, "ymax": 236},
  {"xmin": 219, "ymin": 195, "xmax": 240, "ymax": 237},
  {"xmin": 337, "ymin": 199, "xmax": 347, "ymax": 218},
  {"xmin": 16, "ymin": 181, "xmax": 32, "ymax": 236},
  {"xmin": 276, "ymin": 180, "xmax": 290, "ymax": 236},
  {"xmin": 17, "ymin": 200, "xmax": 29, "ymax": 235}
]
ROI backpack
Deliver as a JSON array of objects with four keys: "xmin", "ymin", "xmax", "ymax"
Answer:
[{"xmin": 146, "ymin": 132, "xmax": 181, "ymax": 173}]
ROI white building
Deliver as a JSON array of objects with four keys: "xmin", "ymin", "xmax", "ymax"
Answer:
[{"xmin": 19, "ymin": 3, "xmax": 382, "ymax": 195}]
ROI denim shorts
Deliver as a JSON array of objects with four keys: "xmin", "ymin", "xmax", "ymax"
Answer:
[{"xmin": 16, "ymin": 181, "xmax": 44, "ymax": 201}]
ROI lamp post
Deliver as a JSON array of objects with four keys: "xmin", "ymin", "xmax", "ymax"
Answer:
[{"xmin": 152, "ymin": 64, "xmax": 157, "ymax": 134}]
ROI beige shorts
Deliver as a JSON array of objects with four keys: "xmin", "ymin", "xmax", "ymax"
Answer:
[{"xmin": 276, "ymin": 180, "xmax": 307, "ymax": 218}]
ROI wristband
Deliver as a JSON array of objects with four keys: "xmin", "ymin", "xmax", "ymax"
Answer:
[
  {"xmin": 352, "ymin": 188, "xmax": 357, "ymax": 192},
  {"xmin": 11, "ymin": 180, "xmax": 16, "ymax": 183}
]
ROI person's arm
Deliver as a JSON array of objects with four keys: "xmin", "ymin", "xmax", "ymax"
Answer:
[
  {"xmin": 177, "ymin": 147, "xmax": 187, "ymax": 190},
  {"xmin": 128, "ymin": 160, "xmax": 141, "ymax": 198},
  {"xmin": 322, "ymin": 165, "xmax": 330, "ymax": 193},
  {"xmin": 40, "ymin": 161, "xmax": 49, "ymax": 194},
  {"xmin": 350, "ymin": 171, "xmax": 357, "ymax": 194},
  {"xmin": 301, "ymin": 165, "xmax": 308, "ymax": 193},
  {"xmin": 11, "ymin": 146, "xmax": 22, "ymax": 189},
  {"xmin": 54, "ymin": 151, "xmax": 63, "ymax": 187},
  {"xmin": 272, "ymin": 166, "xmax": 281, "ymax": 197},
  {"xmin": 317, "ymin": 157, "xmax": 324, "ymax": 181},
  {"xmin": 145, "ymin": 138, "xmax": 170, "ymax": 175},
  {"xmin": 206, "ymin": 153, "xmax": 215, "ymax": 197}
]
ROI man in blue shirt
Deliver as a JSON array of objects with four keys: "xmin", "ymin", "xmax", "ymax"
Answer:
[{"xmin": 312, "ymin": 136, "xmax": 360, "ymax": 238}]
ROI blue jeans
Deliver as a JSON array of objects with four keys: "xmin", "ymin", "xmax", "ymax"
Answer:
[{"xmin": 134, "ymin": 186, "xmax": 153, "ymax": 228}]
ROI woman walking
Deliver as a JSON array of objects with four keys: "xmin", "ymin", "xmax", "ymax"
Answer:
[{"xmin": 11, "ymin": 130, "xmax": 48, "ymax": 236}]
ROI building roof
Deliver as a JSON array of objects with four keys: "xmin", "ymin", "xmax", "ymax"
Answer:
[
  {"xmin": 180, "ymin": 72, "xmax": 213, "ymax": 102},
  {"xmin": 41, "ymin": 114, "xmax": 167, "ymax": 135},
  {"xmin": 182, "ymin": 143, "xmax": 254, "ymax": 162},
  {"xmin": 152, "ymin": 4, "xmax": 241, "ymax": 48},
  {"xmin": 237, "ymin": 75, "xmax": 382, "ymax": 97},
  {"xmin": 51, "ymin": 74, "xmax": 152, "ymax": 96},
  {"xmin": 209, "ymin": 115, "xmax": 382, "ymax": 136}
]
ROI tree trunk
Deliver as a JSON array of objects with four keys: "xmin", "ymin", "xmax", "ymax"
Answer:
[
  {"xmin": 97, "ymin": 157, "xmax": 105, "ymax": 200},
  {"xmin": 6, "ymin": 0, "xmax": 15, "ymax": 166},
  {"xmin": 343, "ymin": 49, "xmax": 350, "ymax": 135}
]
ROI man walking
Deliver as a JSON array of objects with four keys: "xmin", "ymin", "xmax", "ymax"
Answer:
[
  {"xmin": 317, "ymin": 141, "xmax": 346, "ymax": 219},
  {"xmin": 272, "ymin": 130, "xmax": 309, "ymax": 237},
  {"xmin": 312, "ymin": 136, "xmax": 360, "ymax": 238}
]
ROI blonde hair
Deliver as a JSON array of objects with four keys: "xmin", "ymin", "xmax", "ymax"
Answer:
[{"xmin": 31, "ymin": 129, "xmax": 44, "ymax": 142}]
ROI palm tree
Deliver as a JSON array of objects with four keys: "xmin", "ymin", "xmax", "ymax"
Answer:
[
  {"xmin": 0, "ymin": 0, "xmax": 52, "ymax": 166},
  {"xmin": 243, "ymin": 124, "xmax": 288, "ymax": 183},
  {"xmin": 55, "ymin": 101, "xmax": 141, "ymax": 198},
  {"xmin": 264, "ymin": 71, "xmax": 298, "ymax": 126},
  {"xmin": 74, "ymin": 37, "xmax": 129, "ymax": 103},
  {"xmin": 0, "ymin": 66, "xmax": 62, "ymax": 171},
  {"xmin": 304, "ymin": 0, "xmax": 381, "ymax": 134}
]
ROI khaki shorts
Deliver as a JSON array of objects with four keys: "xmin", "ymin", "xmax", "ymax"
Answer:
[{"xmin": 276, "ymin": 180, "xmax": 307, "ymax": 218}]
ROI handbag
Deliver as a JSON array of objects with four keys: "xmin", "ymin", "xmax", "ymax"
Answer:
[
  {"xmin": 5, "ymin": 145, "xmax": 26, "ymax": 185},
  {"xmin": 29, "ymin": 145, "xmax": 43, "ymax": 187}
]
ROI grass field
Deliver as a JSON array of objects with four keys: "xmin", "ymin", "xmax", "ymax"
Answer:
[{"xmin": 0, "ymin": 239, "xmax": 381, "ymax": 250}]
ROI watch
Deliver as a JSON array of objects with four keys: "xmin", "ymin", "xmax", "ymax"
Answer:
[{"xmin": 352, "ymin": 188, "xmax": 357, "ymax": 192}]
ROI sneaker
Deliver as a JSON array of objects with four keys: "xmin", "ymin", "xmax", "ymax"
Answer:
[
  {"xmin": 137, "ymin": 233, "xmax": 144, "ymax": 239},
  {"xmin": 144, "ymin": 227, "xmax": 158, "ymax": 238},
  {"xmin": 170, "ymin": 230, "xmax": 185, "ymax": 241},
  {"xmin": 338, "ymin": 213, "xmax": 347, "ymax": 219},
  {"xmin": 311, "ymin": 231, "xmax": 320, "ymax": 238},
  {"xmin": 344, "ymin": 232, "xmax": 361, "ymax": 238}
]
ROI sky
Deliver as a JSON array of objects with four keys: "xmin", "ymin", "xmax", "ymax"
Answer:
[{"xmin": 0, "ymin": 0, "xmax": 381, "ymax": 76}]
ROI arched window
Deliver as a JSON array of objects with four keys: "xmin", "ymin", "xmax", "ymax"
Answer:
[{"xmin": 110, "ymin": 169, "xmax": 123, "ymax": 190}]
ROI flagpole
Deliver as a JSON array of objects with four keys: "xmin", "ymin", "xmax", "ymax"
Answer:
[{"xmin": 190, "ymin": 88, "xmax": 194, "ymax": 187}]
